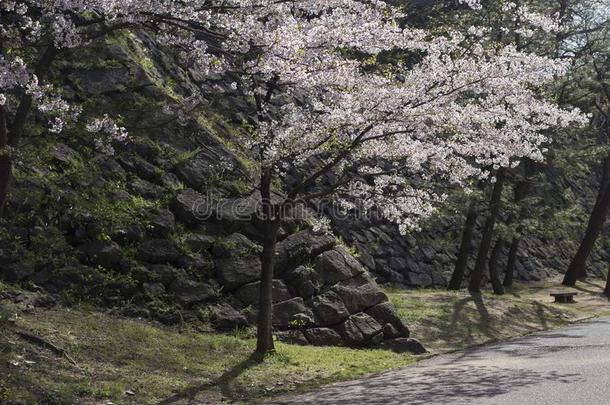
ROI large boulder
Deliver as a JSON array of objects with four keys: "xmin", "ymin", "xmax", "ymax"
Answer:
[
  {"xmin": 234, "ymin": 280, "xmax": 291, "ymax": 307},
  {"xmin": 138, "ymin": 239, "xmax": 182, "ymax": 264},
  {"xmin": 304, "ymin": 328, "xmax": 343, "ymax": 346},
  {"xmin": 380, "ymin": 338, "xmax": 427, "ymax": 354},
  {"xmin": 313, "ymin": 246, "xmax": 365, "ymax": 286},
  {"xmin": 274, "ymin": 230, "xmax": 335, "ymax": 273},
  {"xmin": 212, "ymin": 233, "xmax": 259, "ymax": 258},
  {"xmin": 366, "ymin": 301, "xmax": 409, "ymax": 338},
  {"xmin": 147, "ymin": 264, "xmax": 185, "ymax": 285},
  {"xmin": 310, "ymin": 290, "xmax": 350, "ymax": 326},
  {"xmin": 272, "ymin": 297, "xmax": 314, "ymax": 329},
  {"xmin": 215, "ymin": 255, "xmax": 261, "ymax": 291},
  {"xmin": 284, "ymin": 265, "xmax": 321, "ymax": 298},
  {"xmin": 175, "ymin": 153, "xmax": 213, "ymax": 189},
  {"xmin": 209, "ymin": 303, "xmax": 249, "ymax": 331},
  {"xmin": 150, "ymin": 209, "xmax": 176, "ymax": 237},
  {"xmin": 171, "ymin": 188, "xmax": 210, "ymax": 226},
  {"xmin": 184, "ymin": 233, "xmax": 215, "ymax": 252},
  {"xmin": 128, "ymin": 178, "xmax": 165, "ymax": 200},
  {"xmin": 337, "ymin": 313, "xmax": 383, "ymax": 346},
  {"xmin": 168, "ymin": 278, "xmax": 216, "ymax": 306},
  {"xmin": 118, "ymin": 154, "xmax": 159, "ymax": 181},
  {"xmin": 332, "ymin": 273, "xmax": 386, "ymax": 314},
  {"xmin": 79, "ymin": 240, "xmax": 122, "ymax": 268}
]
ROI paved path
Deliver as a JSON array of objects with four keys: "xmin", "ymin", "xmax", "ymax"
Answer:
[{"xmin": 269, "ymin": 317, "xmax": 610, "ymax": 404}]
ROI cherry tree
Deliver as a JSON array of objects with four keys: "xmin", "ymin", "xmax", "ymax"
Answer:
[
  {"xmin": 0, "ymin": 0, "xmax": 588, "ymax": 356},
  {"xmin": 207, "ymin": 0, "xmax": 587, "ymax": 353}
]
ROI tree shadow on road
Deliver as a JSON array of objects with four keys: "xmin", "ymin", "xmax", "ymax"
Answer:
[{"xmin": 268, "ymin": 363, "xmax": 583, "ymax": 405}]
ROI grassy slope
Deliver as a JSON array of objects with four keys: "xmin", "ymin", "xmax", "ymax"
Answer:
[
  {"xmin": 1, "ymin": 277, "xmax": 608, "ymax": 404},
  {"xmin": 0, "ymin": 296, "xmax": 416, "ymax": 405}
]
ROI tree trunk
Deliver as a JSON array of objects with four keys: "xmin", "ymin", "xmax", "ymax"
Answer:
[
  {"xmin": 503, "ymin": 164, "xmax": 533, "ymax": 287},
  {"xmin": 563, "ymin": 151, "xmax": 610, "ymax": 286},
  {"xmin": 0, "ymin": 46, "xmax": 58, "ymax": 216},
  {"xmin": 604, "ymin": 270, "xmax": 610, "ymax": 299},
  {"xmin": 489, "ymin": 238, "xmax": 505, "ymax": 295},
  {"xmin": 503, "ymin": 237, "xmax": 520, "ymax": 287},
  {"xmin": 0, "ymin": 105, "xmax": 9, "ymax": 217},
  {"xmin": 255, "ymin": 170, "xmax": 281, "ymax": 355},
  {"xmin": 448, "ymin": 200, "xmax": 478, "ymax": 290},
  {"xmin": 469, "ymin": 168, "xmax": 507, "ymax": 293}
]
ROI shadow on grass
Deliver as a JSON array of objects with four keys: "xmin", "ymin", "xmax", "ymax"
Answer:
[
  {"xmin": 572, "ymin": 284, "xmax": 604, "ymax": 296},
  {"xmin": 157, "ymin": 352, "xmax": 264, "ymax": 404}
]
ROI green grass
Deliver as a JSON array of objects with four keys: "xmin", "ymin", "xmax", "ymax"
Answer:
[
  {"xmin": 385, "ymin": 284, "xmax": 583, "ymax": 353},
  {"xmin": 0, "ymin": 304, "xmax": 417, "ymax": 404}
]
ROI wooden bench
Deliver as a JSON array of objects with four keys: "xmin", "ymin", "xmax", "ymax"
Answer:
[{"xmin": 550, "ymin": 292, "xmax": 578, "ymax": 303}]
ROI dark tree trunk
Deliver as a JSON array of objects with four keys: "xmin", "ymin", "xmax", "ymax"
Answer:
[
  {"xmin": 0, "ymin": 105, "xmax": 9, "ymax": 217},
  {"xmin": 448, "ymin": 200, "xmax": 478, "ymax": 290},
  {"xmin": 469, "ymin": 168, "xmax": 507, "ymax": 293},
  {"xmin": 0, "ymin": 46, "xmax": 58, "ymax": 216},
  {"xmin": 604, "ymin": 270, "xmax": 610, "ymax": 299},
  {"xmin": 503, "ymin": 163, "xmax": 533, "ymax": 287},
  {"xmin": 503, "ymin": 237, "xmax": 520, "ymax": 287},
  {"xmin": 563, "ymin": 151, "xmax": 610, "ymax": 286},
  {"xmin": 489, "ymin": 238, "xmax": 505, "ymax": 295},
  {"xmin": 256, "ymin": 170, "xmax": 281, "ymax": 355}
]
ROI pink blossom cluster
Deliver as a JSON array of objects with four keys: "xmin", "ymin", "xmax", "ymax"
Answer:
[{"xmin": 0, "ymin": 0, "xmax": 591, "ymax": 231}]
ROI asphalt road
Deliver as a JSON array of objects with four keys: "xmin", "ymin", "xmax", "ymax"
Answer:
[{"xmin": 269, "ymin": 317, "xmax": 610, "ymax": 405}]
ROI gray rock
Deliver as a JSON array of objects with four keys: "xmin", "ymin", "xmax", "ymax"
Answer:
[
  {"xmin": 118, "ymin": 154, "xmax": 159, "ymax": 181},
  {"xmin": 284, "ymin": 265, "xmax": 321, "ymax": 298},
  {"xmin": 272, "ymin": 297, "xmax": 314, "ymax": 329},
  {"xmin": 79, "ymin": 240, "xmax": 122, "ymax": 268},
  {"xmin": 98, "ymin": 157, "xmax": 126, "ymax": 180},
  {"xmin": 169, "ymin": 278, "xmax": 215, "ymax": 306},
  {"xmin": 380, "ymin": 338, "xmax": 427, "ymax": 354},
  {"xmin": 276, "ymin": 330, "xmax": 309, "ymax": 345},
  {"xmin": 171, "ymin": 188, "xmax": 210, "ymax": 225},
  {"xmin": 214, "ymin": 195, "xmax": 258, "ymax": 226},
  {"xmin": 304, "ymin": 328, "xmax": 343, "ymax": 346},
  {"xmin": 150, "ymin": 209, "xmax": 176, "ymax": 237},
  {"xmin": 184, "ymin": 233, "xmax": 215, "ymax": 252},
  {"xmin": 310, "ymin": 291, "xmax": 350, "ymax": 326},
  {"xmin": 366, "ymin": 301, "xmax": 409, "ymax": 338},
  {"xmin": 148, "ymin": 264, "xmax": 185, "ymax": 285},
  {"xmin": 313, "ymin": 246, "xmax": 364, "ymax": 286},
  {"xmin": 128, "ymin": 178, "xmax": 165, "ymax": 200},
  {"xmin": 142, "ymin": 282, "xmax": 166, "ymax": 297},
  {"xmin": 69, "ymin": 66, "xmax": 137, "ymax": 94},
  {"xmin": 215, "ymin": 255, "xmax": 261, "ymax": 291},
  {"xmin": 50, "ymin": 143, "xmax": 79, "ymax": 164},
  {"xmin": 274, "ymin": 230, "xmax": 336, "ymax": 272},
  {"xmin": 112, "ymin": 223, "xmax": 146, "ymax": 244},
  {"xmin": 350, "ymin": 312, "xmax": 383, "ymax": 340},
  {"xmin": 139, "ymin": 239, "xmax": 181, "ymax": 264},
  {"xmin": 234, "ymin": 280, "xmax": 291, "ymax": 306},
  {"xmin": 382, "ymin": 323, "xmax": 400, "ymax": 339},
  {"xmin": 336, "ymin": 317, "xmax": 365, "ymax": 346},
  {"xmin": 210, "ymin": 304, "xmax": 249, "ymax": 331},
  {"xmin": 175, "ymin": 152, "xmax": 214, "ymax": 189},
  {"xmin": 213, "ymin": 233, "xmax": 259, "ymax": 258},
  {"xmin": 405, "ymin": 272, "xmax": 433, "ymax": 288},
  {"xmin": 332, "ymin": 273, "xmax": 386, "ymax": 314}
]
